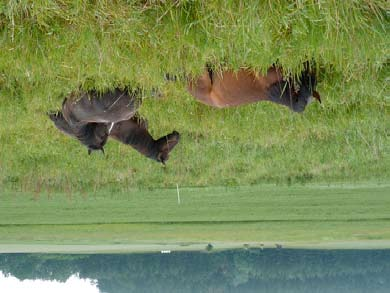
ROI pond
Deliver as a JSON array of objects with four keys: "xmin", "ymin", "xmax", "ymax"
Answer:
[{"xmin": 0, "ymin": 249, "xmax": 389, "ymax": 293}]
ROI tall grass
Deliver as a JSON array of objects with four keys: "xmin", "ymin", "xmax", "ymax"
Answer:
[{"xmin": 0, "ymin": 1, "xmax": 388, "ymax": 192}]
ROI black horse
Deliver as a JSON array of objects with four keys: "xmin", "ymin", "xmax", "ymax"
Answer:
[{"xmin": 48, "ymin": 88, "xmax": 180, "ymax": 164}]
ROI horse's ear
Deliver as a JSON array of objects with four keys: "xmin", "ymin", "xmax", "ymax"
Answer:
[{"xmin": 313, "ymin": 91, "xmax": 321, "ymax": 104}]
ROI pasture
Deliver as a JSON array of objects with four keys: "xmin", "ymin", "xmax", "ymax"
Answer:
[
  {"xmin": 0, "ymin": 1, "xmax": 389, "ymax": 247},
  {"xmin": 0, "ymin": 1, "xmax": 388, "ymax": 192},
  {"xmin": 0, "ymin": 184, "xmax": 390, "ymax": 249}
]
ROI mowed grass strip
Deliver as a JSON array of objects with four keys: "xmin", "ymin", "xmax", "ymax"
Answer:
[
  {"xmin": 1, "ymin": 184, "xmax": 390, "ymax": 244},
  {"xmin": 2, "ymin": 221, "xmax": 390, "ymax": 245}
]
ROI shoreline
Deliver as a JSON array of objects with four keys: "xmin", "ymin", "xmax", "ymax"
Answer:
[{"xmin": 1, "ymin": 240, "xmax": 390, "ymax": 254}]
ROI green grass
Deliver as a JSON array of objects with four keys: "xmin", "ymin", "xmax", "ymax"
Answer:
[
  {"xmin": 1, "ymin": 184, "xmax": 390, "ymax": 244},
  {"xmin": 0, "ymin": 1, "xmax": 389, "ymax": 192}
]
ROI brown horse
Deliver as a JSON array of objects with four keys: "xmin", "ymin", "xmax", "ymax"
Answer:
[
  {"xmin": 187, "ymin": 63, "xmax": 321, "ymax": 112},
  {"xmin": 48, "ymin": 88, "xmax": 180, "ymax": 164}
]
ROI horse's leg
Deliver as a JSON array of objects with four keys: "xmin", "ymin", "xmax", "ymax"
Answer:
[
  {"xmin": 109, "ymin": 117, "xmax": 180, "ymax": 164},
  {"xmin": 206, "ymin": 63, "xmax": 214, "ymax": 84},
  {"xmin": 165, "ymin": 73, "xmax": 178, "ymax": 82}
]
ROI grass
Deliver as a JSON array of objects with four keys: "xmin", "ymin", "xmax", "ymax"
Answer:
[
  {"xmin": 1, "ymin": 184, "xmax": 390, "ymax": 245},
  {"xmin": 0, "ymin": 1, "xmax": 389, "ymax": 192}
]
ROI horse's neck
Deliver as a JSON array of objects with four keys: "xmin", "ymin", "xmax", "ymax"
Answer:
[{"xmin": 109, "ymin": 118, "xmax": 158, "ymax": 159}]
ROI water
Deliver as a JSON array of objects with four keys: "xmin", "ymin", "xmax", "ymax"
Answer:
[{"xmin": 1, "ymin": 249, "xmax": 389, "ymax": 293}]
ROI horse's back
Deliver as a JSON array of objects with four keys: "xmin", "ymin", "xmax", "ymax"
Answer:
[
  {"xmin": 189, "ymin": 67, "xmax": 283, "ymax": 108},
  {"xmin": 63, "ymin": 88, "xmax": 140, "ymax": 125}
]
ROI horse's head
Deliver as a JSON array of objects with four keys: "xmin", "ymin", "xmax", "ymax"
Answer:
[{"xmin": 154, "ymin": 131, "xmax": 181, "ymax": 165}]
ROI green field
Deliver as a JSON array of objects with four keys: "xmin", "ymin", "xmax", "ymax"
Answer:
[
  {"xmin": 1, "ymin": 184, "xmax": 390, "ymax": 250},
  {"xmin": 0, "ymin": 1, "xmax": 389, "ymax": 248},
  {"xmin": 0, "ymin": 1, "xmax": 389, "ymax": 192}
]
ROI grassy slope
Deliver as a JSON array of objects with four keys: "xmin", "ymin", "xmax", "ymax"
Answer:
[
  {"xmin": 1, "ymin": 184, "xmax": 390, "ymax": 244},
  {"xmin": 0, "ymin": 1, "xmax": 389, "ymax": 191}
]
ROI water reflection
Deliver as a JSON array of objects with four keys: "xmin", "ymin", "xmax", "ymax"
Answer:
[
  {"xmin": 1, "ymin": 249, "xmax": 389, "ymax": 293},
  {"xmin": 0, "ymin": 272, "xmax": 98, "ymax": 293}
]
